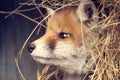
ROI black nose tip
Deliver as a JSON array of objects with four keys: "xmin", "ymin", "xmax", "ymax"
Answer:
[{"xmin": 28, "ymin": 43, "xmax": 36, "ymax": 53}]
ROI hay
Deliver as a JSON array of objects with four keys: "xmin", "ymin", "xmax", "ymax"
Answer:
[{"xmin": 0, "ymin": 0, "xmax": 119, "ymax": 80}]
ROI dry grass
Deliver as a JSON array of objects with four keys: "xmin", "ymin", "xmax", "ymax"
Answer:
[{"xmin": 0, "ymin": 0, "xmax": 120, "ymax": 80}]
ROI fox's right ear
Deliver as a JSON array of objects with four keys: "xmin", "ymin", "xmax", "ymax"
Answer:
[{"xmin": 76, "ymin": 0, "xmax": 98, "ymax": 27}]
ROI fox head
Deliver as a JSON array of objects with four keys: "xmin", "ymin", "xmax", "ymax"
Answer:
[{"xmin": 28, "ymin": 0, "xmax": 98, "ymax": 75}]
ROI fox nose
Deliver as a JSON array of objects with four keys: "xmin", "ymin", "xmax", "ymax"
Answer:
[{"xmin": 28, "ymin": 43, "xmax": 36, "ymax": 53}]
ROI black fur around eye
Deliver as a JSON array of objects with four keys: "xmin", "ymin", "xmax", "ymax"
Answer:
[{"xmin": 58, "ymin": 32, "xmax": 71, "ymax": 39}]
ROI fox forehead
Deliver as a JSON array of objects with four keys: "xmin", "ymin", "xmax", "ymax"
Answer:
[{"xmin": 47, "ymin": 6, "xmax": 81, "ymax": 33}]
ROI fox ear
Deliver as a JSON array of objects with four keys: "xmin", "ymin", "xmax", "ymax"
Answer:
[
  {"xmin": 46, "ymin": 7, "xmax": 55, "ymax": 16},
  {"xmin": 42, "ymin": 6, "xmax": 55, "ymax": 16},
  {"xmin": 76, "ymin": 0, "xmax": 98, "ymax": 27}
]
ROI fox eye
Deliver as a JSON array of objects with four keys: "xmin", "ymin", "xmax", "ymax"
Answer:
[{"xmin": 58, "ymin": 32, "xmax": 71, "ymax": 39}]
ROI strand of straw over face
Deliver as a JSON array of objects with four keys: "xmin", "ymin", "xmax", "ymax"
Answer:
[{"xmin": 17, "ymin": 14, "xmax": 50, "ymax": 58}]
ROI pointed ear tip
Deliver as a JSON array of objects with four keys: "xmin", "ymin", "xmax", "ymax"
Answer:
[
  {"xmin": 76, "ymin": 0, "xmax": 99, "ymax": 27},
  {"xmin": 42, "ymin": 6, "xmax": 55, "ymax": 15},
  {"xmin": 76, "ymin": 0, "xmax": 98, "ymax": 19},
  {"xmin": 47, "ymin": 8, "xmax": 55, "ymax": 14}
]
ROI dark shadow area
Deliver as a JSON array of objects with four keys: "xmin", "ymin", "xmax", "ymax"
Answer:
[{"xmin": 0, "ymin": 0, "xmax": 46, "ymax": 80}]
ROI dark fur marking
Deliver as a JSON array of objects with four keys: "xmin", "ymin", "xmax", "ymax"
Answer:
[
  {"xmin": 71, "ymin": 55, "xmax": 78, "ymax": 58},
  {"xmin": 84, "ymin": 4, "xmax": 93, "ymax": 18},
  {"xmin": 85, "ymin": 55, "xmax": 91, "ymax": 63},
  {"xmin": 48, "ymin": 41, "xmax": 56, "ymax": 51}
]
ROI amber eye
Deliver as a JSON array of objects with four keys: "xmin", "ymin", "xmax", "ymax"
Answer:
[{"xmin": 58, "ymin": 32, "xmax": 71, "ymax": 39}]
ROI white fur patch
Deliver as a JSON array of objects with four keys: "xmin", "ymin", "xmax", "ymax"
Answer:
[{"xmin": 31, "ymin": 41, "xmax": 91, "ymax": 75}]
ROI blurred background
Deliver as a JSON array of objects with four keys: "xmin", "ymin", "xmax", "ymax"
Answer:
[{"xmin": 0, "ymin": 0, "xmax": 46, "ymax": 80}]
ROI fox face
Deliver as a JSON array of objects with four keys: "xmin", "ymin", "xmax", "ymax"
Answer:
[{"xmin": 28, "ymin": 0, "xmax": 98, "ymax": 76}]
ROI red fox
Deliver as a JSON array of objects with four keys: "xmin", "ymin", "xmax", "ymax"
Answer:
[{"xmin": 28, "ymin": 0, "xmax": 99, "ymax": 80}]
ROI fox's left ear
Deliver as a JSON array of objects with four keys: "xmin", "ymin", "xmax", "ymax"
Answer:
[{"xmin": 76, "ymin": 0, "xmax": 98, "ymax": 27}]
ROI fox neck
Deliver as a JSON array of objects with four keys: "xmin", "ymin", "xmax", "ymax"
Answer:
[
  {"xmin": 60, "ymin": 56, "xmax": 92, "ymax": 74},
  {"xmin": 63, "ymin": 68, "xmax": 93, "ymax": 80}
]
